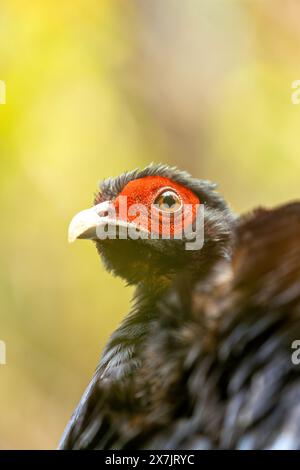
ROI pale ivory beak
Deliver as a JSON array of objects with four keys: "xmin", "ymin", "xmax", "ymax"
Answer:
[
  {"xmin": 68, "ymin": 200, "xmax": 112, "ymax": 243},
  {"xmin": 68, "ymin": 199, "xmax": 151, "ymax": 243}
]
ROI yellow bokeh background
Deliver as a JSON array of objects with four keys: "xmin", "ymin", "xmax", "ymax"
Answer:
[{"xmin": 0, "ymin": 0, "xmax": 299, "ymax": 448}]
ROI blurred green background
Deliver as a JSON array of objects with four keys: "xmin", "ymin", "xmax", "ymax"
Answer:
[{"xmin": 0, "ymin": 0, "xmax": 300, "ymax": 449}]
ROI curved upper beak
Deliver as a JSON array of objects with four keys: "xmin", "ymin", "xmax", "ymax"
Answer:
[
  {"xmin": 68, "ymin": 201, "xmax": 112, "ymax": 243},
  {"xmin": 68, "ymin": 199, "xmax": 151, "ymax": 243}
]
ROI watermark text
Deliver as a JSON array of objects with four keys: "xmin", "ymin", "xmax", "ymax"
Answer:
[{"xmin": 0, "ymin": 81, "xmax": 6, "ymax": 104}]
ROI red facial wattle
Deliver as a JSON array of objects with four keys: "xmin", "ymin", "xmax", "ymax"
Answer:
[{"xmin": 114, "ymin": 176, "xmax": 200, "ymax": 236}]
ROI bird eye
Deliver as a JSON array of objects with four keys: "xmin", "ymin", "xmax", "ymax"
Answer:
[{"xmin": 154, "ymin": 190, "xmax": 182, "ymax": 213}]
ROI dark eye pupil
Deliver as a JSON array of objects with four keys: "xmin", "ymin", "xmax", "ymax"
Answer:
[
  {"xmin": 163, "ymin": 195, "xmax": 176, "ymax": 207},
  {"xmin": 154, "ymin": 190, "xmax": 181, "ymax": 212}
]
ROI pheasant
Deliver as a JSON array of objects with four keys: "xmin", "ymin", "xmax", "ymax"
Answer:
[{"xmin": 59, "ymin": 164, "xmax": 300, "ymax": 450}]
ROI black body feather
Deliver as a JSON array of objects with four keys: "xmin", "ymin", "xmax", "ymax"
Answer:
[{"xmin": 60, "ymin": 165, "xmax": 300, "ymax": 450}]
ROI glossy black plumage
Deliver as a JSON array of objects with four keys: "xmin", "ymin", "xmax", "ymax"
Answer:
[{"xmin": 60, "ymin": 165, "xmax": 300, "ymax": 450}]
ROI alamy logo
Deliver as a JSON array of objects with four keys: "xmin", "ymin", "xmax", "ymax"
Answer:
[
  {"xmin": 69, "ymin": 197, "xmax": 205, "ymax": 250},
  {"xmin": 291, "ymin": 80, "xmax": 300, "ymax": 105},
  {"xmin": 291, "ymin": 340, "xmax": 300, "ymax": 365},
  {"xmin": 0, "ymin": 81, "xmax": 6, "ymax": 104},
  {"xmin": 0, "ymin": 340, "xmax": 6, "ymax": 365}
]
